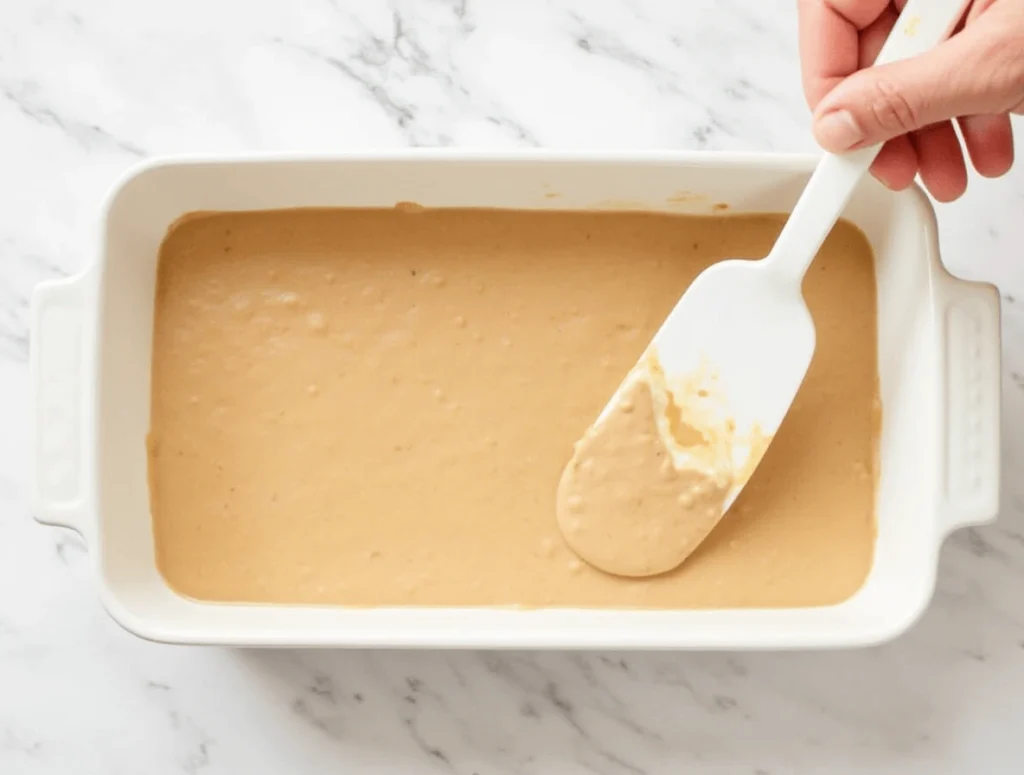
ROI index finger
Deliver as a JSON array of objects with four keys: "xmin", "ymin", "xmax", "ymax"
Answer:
[{"xmin": 798, "ymin": 0, "xmax": 892, "ymax": 108}]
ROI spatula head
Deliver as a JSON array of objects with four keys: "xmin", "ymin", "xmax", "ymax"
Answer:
[{"xmin": 631, "ymin": 258, "xmax": 815, "ymax": 508}]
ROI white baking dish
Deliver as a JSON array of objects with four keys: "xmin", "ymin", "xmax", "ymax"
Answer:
[{"xmin": 30, "ymin": 151, "xmax": 1001, "ymax": 649}]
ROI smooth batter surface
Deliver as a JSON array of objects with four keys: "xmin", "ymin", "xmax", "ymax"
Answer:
[{"xmin": 149, "ymin": 208, "xmax": 879, "ymax": 608}]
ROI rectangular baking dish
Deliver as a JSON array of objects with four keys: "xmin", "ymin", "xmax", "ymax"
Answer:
[{"xmin": 30, "ymin": 151, "xmax": 1001, "ymax": 649}]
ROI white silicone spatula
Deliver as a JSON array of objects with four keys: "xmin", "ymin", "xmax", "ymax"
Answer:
[{"xmin": 597, "ymin": 0, "xmax": 972, "ymax": 511}]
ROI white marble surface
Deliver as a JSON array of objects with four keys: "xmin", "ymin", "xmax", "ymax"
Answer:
[{"xmin": 2, "ymin": 0, "xmax": 1024, "ymax": 772}]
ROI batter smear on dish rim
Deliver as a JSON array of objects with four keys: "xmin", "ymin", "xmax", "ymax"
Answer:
[{"xmin": 148, "ymin": 207, "xmax": 880, "ymax": 609}]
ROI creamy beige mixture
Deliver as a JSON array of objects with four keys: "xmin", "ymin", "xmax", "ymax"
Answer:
[
  {"xmin": 149, "ymin": 208, "xmax": 879, "ymax": 608},
  {"xmin": 557, "ymin": 371, "xmax": 733, "ymax": 577},
  {"xmin": 558, "ymin": 345, "xmax": 771, "ymax": 578}
]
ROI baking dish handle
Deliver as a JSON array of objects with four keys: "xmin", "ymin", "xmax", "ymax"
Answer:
[
  {"xmin": 938, "ymin": 275, "xmax": 1001, "ymax": 534},
  {"xmin": 30, "ymin": 274, "xmax": 89, "ymax": 540}
]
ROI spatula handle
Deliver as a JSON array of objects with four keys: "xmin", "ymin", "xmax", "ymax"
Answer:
[{"xmin": 767, "ymin": 0, "xmax": 973, "ymax": 284}]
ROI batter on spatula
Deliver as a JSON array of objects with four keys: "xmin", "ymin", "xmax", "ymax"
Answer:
[{"xmin": 557, "ymin": 354, "xmax": 745, "ymax": 578}]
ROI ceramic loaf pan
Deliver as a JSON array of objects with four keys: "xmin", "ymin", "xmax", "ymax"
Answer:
[{"xmin": 29, "ymin": 151, "xmax": 1001, "ymax": 649}]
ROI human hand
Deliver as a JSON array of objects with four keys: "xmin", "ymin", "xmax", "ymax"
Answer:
[{"xmin": 798, "ymin": 0, "xmax": 1024, "ymax": 201}]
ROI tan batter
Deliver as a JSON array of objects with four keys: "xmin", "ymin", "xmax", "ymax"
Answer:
[
  {"xmin": 556, "ymin": 371, "xmax": 733, "ymax": 578},
  {"xmin": 149, "ymin": 208, "xmax": 879, "ymax": 608}
]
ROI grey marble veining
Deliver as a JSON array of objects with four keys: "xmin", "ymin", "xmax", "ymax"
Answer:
[{"xmin": 1, "ymin": 0, "xmax": 1023, "ymax": 773}]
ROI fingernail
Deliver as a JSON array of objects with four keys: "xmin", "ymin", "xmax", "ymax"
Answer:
[
  {"xmin": 873, "ymin": 170, "xmax": 896, "ymax": 190},
  {"xmin": 814, "ymin": 110, "xmax": 864, "ymax": 151}
]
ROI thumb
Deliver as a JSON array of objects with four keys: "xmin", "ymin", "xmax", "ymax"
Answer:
[{"xmin": 812, "ymin": 15, "xmax": 1024, "ymax": 151}]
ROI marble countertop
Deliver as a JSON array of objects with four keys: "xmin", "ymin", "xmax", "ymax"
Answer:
[{"xmin": 2, "ymin": 0, "xmax": 1023, "ymax": 772}]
